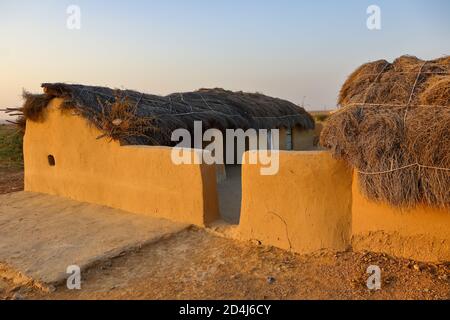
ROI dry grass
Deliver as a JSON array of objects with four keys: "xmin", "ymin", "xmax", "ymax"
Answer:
[
  {"xmin": 321, "ymin": 55, "xmax": 450, "ymax": 208},
  {"xmin": 93, "ymin": 92, "xmax": 160, "ymax": 144},
  {"xmin": 14, "ymin": 83, "xmax": 315, "ymax": 146},
  {"xmin": 310, "ymin": 111, "xmax": 333, "ymax": 122},
  {"xmin": 0, "ymin": 124, "xmax": 23, "ymax": 170}
]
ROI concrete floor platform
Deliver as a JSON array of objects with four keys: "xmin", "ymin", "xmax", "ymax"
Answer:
[{"xmin": 0, "ymin": 192, "xmax": 189, "ymax": 288}]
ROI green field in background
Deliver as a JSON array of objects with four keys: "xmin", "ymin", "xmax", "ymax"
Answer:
[{"xmin": 0, "ymin": 124, "xmax": 23, "ymax": 169}]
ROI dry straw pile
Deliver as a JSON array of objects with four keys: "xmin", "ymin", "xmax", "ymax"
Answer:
[
  {"xmin": 5, "ymin": 83, "xmax": 314, "ymax": 146},
  {"xmin": 321, "ymin": 55, "xmax": 449, "ymax": 209}
]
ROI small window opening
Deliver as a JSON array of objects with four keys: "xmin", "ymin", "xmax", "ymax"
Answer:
[{"xmin": 47, "ymin": 155, "xmax": 56, "ymax": 166}]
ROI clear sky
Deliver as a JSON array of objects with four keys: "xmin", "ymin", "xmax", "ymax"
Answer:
[{"xmin": 0, "ymin": 0, "xmax": 449, "ymax": 119}]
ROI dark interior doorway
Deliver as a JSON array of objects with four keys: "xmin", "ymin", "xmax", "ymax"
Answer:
[{"xmin": 216, "ymin": 165, "xmax": 242, "ymax": 225}]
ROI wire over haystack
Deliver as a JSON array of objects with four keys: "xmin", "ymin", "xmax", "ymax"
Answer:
[{"xmin": 320, "ymin": 55, "xmax": 450, "ymax": 209}]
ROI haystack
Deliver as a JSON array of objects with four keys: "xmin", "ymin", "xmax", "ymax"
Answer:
[
  {"xmin": 320, "ymin": 55, "xmax": 449, "ymax": 208},
  {"xmin": 7, "ymin": 83, "xmax": 314, "ymax": 146}
]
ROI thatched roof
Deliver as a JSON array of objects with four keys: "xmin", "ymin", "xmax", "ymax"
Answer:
[
  {"xmin": 321, "ymin": 55, "xmax": 450, "ymax": 209},
  {"xmin": 12, "ymin": 83, "xmax": 314, "ymax": 146}
]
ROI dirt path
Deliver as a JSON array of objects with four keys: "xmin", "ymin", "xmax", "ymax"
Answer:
[
  {"xmin": 0, "ymin": 169, "xmax": 23, "ymax": 195},
  {"xmin": 0, "ymin": 172, "xmax": 448, "ymax": 300},
  {"xmin": 1, "ymin": 228, "xmax": 448, "ymax": 300}
]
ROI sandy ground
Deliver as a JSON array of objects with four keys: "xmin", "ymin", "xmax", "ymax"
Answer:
[
  {"xmin": 0, "ymin": 169, "xmax": 23, "ymax": 194},
  {"xmin": 0, "ymin": 228, "xmax": 448, "ymax": 300},
  {"xmin": 0, "ymin": 172, "xmax": 448, "ymax": 300}
]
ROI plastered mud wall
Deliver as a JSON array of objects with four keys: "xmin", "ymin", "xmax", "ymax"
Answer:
[
  {"xmin": 352, "ymin": 174, "xmax": 450, "ymax": 262},
  {"xmin": 238, "ymin": 151, "xmax": 353, "ymax": 254},
  {"xmin": 24, "ymin": 99, "xmax": 220, "ymax": 226}
]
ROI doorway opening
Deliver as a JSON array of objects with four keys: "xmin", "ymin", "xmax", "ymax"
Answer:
[{"xmin": 216, "ymin": 165, "xmax": 242, "ymax": 225}]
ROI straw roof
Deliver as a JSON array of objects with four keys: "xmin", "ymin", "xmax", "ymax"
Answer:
[
  {"xmin": 12, "ymin": 83, "xmax": 314, "ymax": 146},
  {"xmin": 320, "ymin": 55, "xmax": 450, "ymax": 209}
]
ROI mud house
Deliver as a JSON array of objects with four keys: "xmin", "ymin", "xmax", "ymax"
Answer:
[
  {"xmin": 10, "ymin": 56, "xmax": 449, "ymax": 263},
  {"xmin": 16, "ymin": 83, "xmax": 315, "ymax": 225}
]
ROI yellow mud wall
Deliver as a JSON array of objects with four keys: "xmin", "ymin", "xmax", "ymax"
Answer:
[
  {"xmin": 238, "ymin": 151, "xmax": 353, "ymax": 254},
  {"xmin": 352, "ymin": 174, "xmax": 450, "ymax": 262},
  {"xmin": 293, "ymin": 126, "xmax": 315, "ymax": 150},
  {"xmin": 23, "ymin": 98, "xmax": 220, "ymax": 226}
]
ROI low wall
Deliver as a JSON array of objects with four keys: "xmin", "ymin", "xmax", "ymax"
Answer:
[
  {"xmin": 24, "ymin": 99, "xmax": 220, "ymax": 226},
  {"xmin": 238, "ymin": 151, "xmax": 353, "ymax": 254},
  {"xmin": 352, "ymin": 174, "xmax": 450, "ymax": 262}
]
